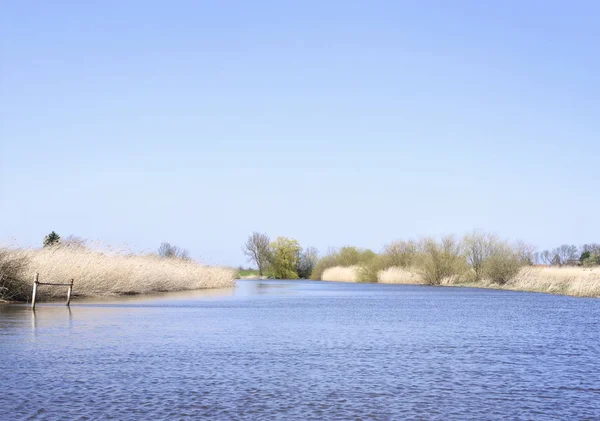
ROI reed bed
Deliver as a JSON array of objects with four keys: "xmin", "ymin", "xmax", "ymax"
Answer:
[
  {"xmin": 320, "ymin": 264, "xmax": 600, "ymax": 298},
  {"xmin": 377, "ymin": 267, "xmax": 424, "ymax": 284},
  {"xmin": 321, "ymin": 266, "xmax": 359, "ymax": 282},
  {"xmin": 1, "ymin": 246, "xmax": 236, "ymax": 301},
  {"xmin": 507, "ymin": 266, "xmax": 600, "ymax": 297}
]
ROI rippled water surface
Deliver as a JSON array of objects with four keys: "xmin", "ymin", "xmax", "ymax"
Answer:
[{"xmin": 1, "ymin": 280, "xmax": 600, "ymax": 420}]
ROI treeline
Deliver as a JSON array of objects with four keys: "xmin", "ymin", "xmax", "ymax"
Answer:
[
  {"xmin": 312, "ymin": 232, "xmax": 535, "ymax": 285},
  {"xmin": 243, "ymin": 231, "xmax": 599, "ymax": 285},
  {"xmin": 538, "ymin": 244, "xmax": 600, "ymax": 266},
  {"xmin": 242, "ymin": 232, "xmax": 318, "ymax": 279}
]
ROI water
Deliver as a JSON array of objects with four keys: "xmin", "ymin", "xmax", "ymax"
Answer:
[{"xmin": 1, "ymin": 280, "xmax": 599, "ymax": 420}]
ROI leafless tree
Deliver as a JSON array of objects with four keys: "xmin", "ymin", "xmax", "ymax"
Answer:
[
  {"xmin": 540, "ymin": 250, "xmax": 556, "ymax": 265},
  {"xmin": 556, "ymin": 244, "xmax": 579, "ymax": 265},
  {"xmin": 582, "ymin": 243, "xmax": 600, "ymax": 255},
  {"xmin": 296, "ymin": 246, "xmax": 319, "ymax": 279},
  {"xmin": 383, "ymin": 240, "xmax": 419, "ymax": 268},
  {"xmin": 62, "ymin": 235, "xmax": 87, "ymax": 249},
  {"xmin": 463, "ymin": 231, "xmax": 497, "ymax": 280},
  {"xmin": 242, "ymin": 232, "xmax": 271, "ymax": 276},
  {"xmin": 515, "ymin": 241, "xmax": 537, "ymax": 265},
  {"xmin": 158, "ymin": 242, "xmax": 190, "ymax": 260}
]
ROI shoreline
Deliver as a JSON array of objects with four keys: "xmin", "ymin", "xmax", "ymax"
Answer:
[{"xmin": 320, "ymin": 265, "xmax": 600, "ymax": 298}]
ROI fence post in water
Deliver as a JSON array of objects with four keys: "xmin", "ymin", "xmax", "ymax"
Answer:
[
  {"xmin": 31, "ymin": 273, "xmax": 39, "ymax": 310},
  {"xmin": 66, "ymin": 279, "xmax": 74, "ymax": 307}
]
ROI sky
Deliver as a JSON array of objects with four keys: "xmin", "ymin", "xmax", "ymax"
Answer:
[{"xmin": 1, "ymin": 1, "xmax": 599, "ymax": 266}]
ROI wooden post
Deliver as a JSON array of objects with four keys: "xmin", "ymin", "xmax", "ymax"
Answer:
[
  {"xmin": 31, "ymin": 273, "xmax": 39, "ymax": 310},
  {"xmin": 66, "ymin": 279, "xmax": 74, "ymax": 306}
]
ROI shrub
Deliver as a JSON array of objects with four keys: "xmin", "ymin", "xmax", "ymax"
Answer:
[
  {"xmin": 382, "ymin": 240, "xmax": 419, "ymax": 268},
  {"xmin": 356, "ymin": 256, "xmax": 386, "ymax": 283},
  {"xmin": 482, "ymin": 245, "xmax": 522, "ymax": 284},
  {"xmin": 311, "ymin": 246, "xmax": 377, "ymax": 280},
  {"xmin": 417, "ymin": 236, "xmax": 467, "ymax": 285},
  {"xmin": 582, "ymin": 254, "xmax": 600, "ymax": 267},
  {"xmin": 158, "ymin": 242, "xmax": 190, "ymax": 260}
]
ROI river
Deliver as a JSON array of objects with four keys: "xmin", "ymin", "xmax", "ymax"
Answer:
[{"xmin": 1, "ymin": 280, "xmax": 599, "ymax": 420}]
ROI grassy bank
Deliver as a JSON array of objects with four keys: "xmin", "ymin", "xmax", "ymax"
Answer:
[
  {"xmin": 236, "ymin": 268, "xmax": 266, "ymax": 279},
  {"xmin": 321, "ymin": 265, "xmax": 600, "ymax": 297},
  {"xmin": 0, "ymin": 246, "xmax": 236, "ymax": 302}
]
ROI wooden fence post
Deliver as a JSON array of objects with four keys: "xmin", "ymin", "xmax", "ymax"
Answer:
[
  {"xmin": 31, "ymin": 273, "xmax": 39, "ymax": 310},
  {"xmin": 66, "ymin": 279, "xmax": 74, "ymax": 306}
]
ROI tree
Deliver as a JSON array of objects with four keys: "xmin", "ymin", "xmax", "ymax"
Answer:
[
  {"xmin": 540, "ymin": 250, "xmax": 556, "ymax": 265},
  {"xmin": 268, "ymin": 237, "xmax": 301, "ymax": 279},
  {"xmin": 515, "ymin": 241, "xmax": 537, "ymax": 265},
  {"xmin": 383, "ymin": 240, "xmax": 418, "ymax": 268},
  {"xmin": 242, "ymin": 232, "xmax": 271, "ymax": 276},
  {"xmin": 417, "ymin": 236, "xmax": 467, "ymax": 285},
  {"xmin": 296, "ymin": 246, "xmax": 319, "ymax": 279},
  {"xmin": 43, "ymin": 231, "xmax": 61, "ymax": 247},
  {"xmin": 62, "ymin": 235, "xmax": 87, "ymax": 249},
  {"xmin": 556, "ymin": 244, "xmax": 579, "ymax": 265},
  {"xmin": 463, "ymin": 231, "xmax": 498, "ymax": 281},
  {"xmin": 158, "ymin": 242, "xmax": 190, "ymax": 260}
]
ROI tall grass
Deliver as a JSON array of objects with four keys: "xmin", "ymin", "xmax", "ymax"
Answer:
[
  {"xmin": 321, "ymin": 266, "xmax": 359, "ymax": 282},
  {"xmin": 0, "ymin": 246, "xmax": 236, "ymax": 301},
  {"xmin": 377, "ymin": 267, "xmax": 423, "ymax": 284},
  {"xmin": 319, "ymin": 265, "xmax": 600, "ymax": 297},
  {"xmin": 508, "ymin": 266, "xmax": 600, "ymax": 297}
]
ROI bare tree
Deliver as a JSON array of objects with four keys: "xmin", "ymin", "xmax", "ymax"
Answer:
[
  {"xmin": 158, "ymin": 242, "xmax": 190, "ymax": 260},
  {"xmin": 540, "ymin": 250, "xmax": 555, "ymax": 265},
  {"xmin": 383, "ymin": 240, "xmax": 418, "ymax": 268},
  {"xmin": 463, "ymin": 231, "xmax": 498, "ymax": 281},
  {"xmin": 556, "ymin": 244, "xmax": 579, "ymax": 265},
  {"xmin": 515, "ymin": 241, "xmax": 537, "ymax": 265},
  {"xmin": 296, "ymin": 246, "xmax": 319, "ymax": 279},
  {"xmin": 62, "ymin": 235, "xmax": 87, "ymax": 249},
  {"xmin": 582, "ymin": 243, "xmax": 600, "ymax": 255},
  {"xmin": 242, "ymin": 232, "xmax": 271, "ymax": 276}
]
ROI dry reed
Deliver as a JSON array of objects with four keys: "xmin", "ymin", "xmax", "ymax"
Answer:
[
  {"xmin": 377, "ymin": 267, "xmax": 423, "ymax": 284},
  {"xmin": 321, "ymin": 266, "xmax": 359, "ymax": 282},
  {"xmin": 320, "ymin": 264, "xmax": 600, "ymax": 298},
  {"xmin": 2, "ymin": 246, "xmax": 236, "ymax": 301},
  {"xmin": 508, "ymin": 266, "xmax": 600, "ymax": 297}
]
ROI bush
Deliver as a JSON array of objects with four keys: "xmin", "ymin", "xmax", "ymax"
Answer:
[
  {"xmin": 382, "ymin": 240, "xmax": 419, "ymax": 268},
  {"xmin": 356, "ymin": 256, "xmax": 386, "ymax": 283},
  {"xmin": 158, "ymin": 242, "xmax": 190, "ymax": 260},
  {"xmin": 311, "ymin": 246, "xmax": 377, "ymax": 280},
  {"xmin": 482, "ymin": 245, "xmax": 522, "ymax": 284},
  {"xmin": 582, "ymin": 254, "xmax": 600, "ymax": 267},
  {"xmin": 417, "ymin": 236, "xmax": 467, "ymax": 285}
]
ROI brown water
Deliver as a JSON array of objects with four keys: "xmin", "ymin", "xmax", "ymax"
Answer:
[{"xmin": 1, "ymin": 280, "xmax": 599, "ymax": 420}]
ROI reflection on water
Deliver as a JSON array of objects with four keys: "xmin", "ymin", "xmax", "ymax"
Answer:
[{"xmin": 1, "ymin": 280, "xmax": 600, "ymax": 420}]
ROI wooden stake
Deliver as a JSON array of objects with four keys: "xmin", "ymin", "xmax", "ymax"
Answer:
[
  {"xmin": 66, "ymin": 279, "xmax": 73, "ymax": 307},
  {"xmin": 31, "ymin": 273, "xmax": 39, "ymax": 310}
]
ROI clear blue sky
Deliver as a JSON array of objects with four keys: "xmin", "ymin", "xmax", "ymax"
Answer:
[{"xmin": 1, "ymin": 1, "xmax": 598, "ymax": 266}]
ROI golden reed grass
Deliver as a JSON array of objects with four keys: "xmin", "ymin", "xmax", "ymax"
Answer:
[
  {"xmin": 321, "ymin": 265, "xmax": 600, "ymax": 297},
  {"xmin": 377, "ymin": 267, "xmax": 424, "ymax": 284},
  {"xmin": 321, "ymin": 266, "xmax": 359, "ymax": 282},
  {"xmin": 2, "ymin": 246, "xmax": 236, "ymax": 300},
  {"xmin": 507, "ymin": 266, "xmax": 600, "ymax": 297}
]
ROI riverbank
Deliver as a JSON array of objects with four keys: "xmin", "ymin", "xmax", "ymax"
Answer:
[
  {"xmin": 321, "ymin": 265, "xmax": 600, "ymax": 298},
  {"xmin": 0, "ymin": 246, "xmax": 236, "ymax": 302}
]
